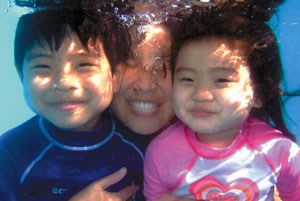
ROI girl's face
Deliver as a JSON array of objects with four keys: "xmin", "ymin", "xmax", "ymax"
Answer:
[{"xmin": 172, "ymin": 39, "xmax": 261, "ymax": 147}]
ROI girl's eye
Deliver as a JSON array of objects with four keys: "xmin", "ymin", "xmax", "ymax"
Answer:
[
  {"xmin": 215, "ymin": 78, "xmax": 236, "ymax": 88},
  {"xmin": 216, "ymin": 78, "xmax": 232, "ymax": 83}
]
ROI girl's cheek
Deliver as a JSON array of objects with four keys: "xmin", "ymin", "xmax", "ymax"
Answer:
[{"xmin": 221, "ymin": 87, "xmax": 253, "ymax": 111}]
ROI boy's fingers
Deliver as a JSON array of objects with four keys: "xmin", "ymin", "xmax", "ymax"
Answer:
[
  {"xmin": 115, "ymin": 184, "xmax": 138, "ymax": 201},
  {"xmin": 95, "ymin": 167, "xmax": 127, "ymax": 189}
]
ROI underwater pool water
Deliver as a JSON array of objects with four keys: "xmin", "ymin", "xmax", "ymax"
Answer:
[{"xmin": 0, "ymin": 0, "xmax": 299, "ymax": 144}]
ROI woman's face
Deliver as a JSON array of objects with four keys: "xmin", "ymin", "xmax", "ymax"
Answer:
[{"xmin": 111, "ymin": 25, "xmax": 174, "ymax": 135}]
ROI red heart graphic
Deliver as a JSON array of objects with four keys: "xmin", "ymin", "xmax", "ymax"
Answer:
[{"xmin": 190, "ymin": 176, "xmax": 259, "ymax": 201}]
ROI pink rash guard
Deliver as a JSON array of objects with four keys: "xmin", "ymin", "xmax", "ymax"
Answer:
[{"xmin": 144, "ymin": 118, "xmax": 300, "ymax": 201}]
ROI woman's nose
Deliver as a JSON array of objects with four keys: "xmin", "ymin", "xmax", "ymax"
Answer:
[{"xmin": 133, "ymin": 66, "xmax": 157, "ymax": 93}]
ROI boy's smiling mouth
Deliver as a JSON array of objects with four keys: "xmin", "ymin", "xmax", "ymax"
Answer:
[{"xmin": 50, "ymin": 102, "xmax": 85, "ymax": 111}]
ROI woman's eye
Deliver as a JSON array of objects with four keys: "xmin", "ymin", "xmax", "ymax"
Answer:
[
  {"xmin": 126, "ymin": 61, "xmax": 139, "ymax": 68},
  {"xmin": 181, "ymin": 77, "xmax": 193, "ymax": 82}
]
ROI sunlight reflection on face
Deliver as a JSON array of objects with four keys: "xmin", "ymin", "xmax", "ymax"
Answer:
[
  {"xmin": 63, "ymin": 62, "xmax": 71, "ymax": 74},
  {"xmin": 93, "ymin": 43, "xmax": 113, "ymax": 104},
  {"xmin": 212, "ymin": 43, "xmax": 254, "ymax": 114},
  {"xmin": 67, "ymin": 40, "xmax": 112, "ymax": 126},
  {"xmin": 132, "ymin": 24, "xmax": 170, "ymax": 87},
  {"xmin": 145, "ymin": 25, "xmax": 164, "ymax": 42},
  {"xmin": 67, "ymin": 41, "xmax": 76, "ymax": 53},
  {"xmin": 33, "ymin": 76, "xmax": 51, "ymax": 87}
]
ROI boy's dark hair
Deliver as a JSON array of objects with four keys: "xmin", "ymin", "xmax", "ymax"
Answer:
[
  {"xmin": 14, "ymin": 8, "xmax": 131, "ymax": 78},
  {"xmin": 170, "ymin": 9, "xmax": 297, "ymax": 141}
]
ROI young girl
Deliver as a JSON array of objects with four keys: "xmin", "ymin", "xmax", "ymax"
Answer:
[{"xmin": 143, "ymin": 11, "xmax": 300, "ymax": 201}]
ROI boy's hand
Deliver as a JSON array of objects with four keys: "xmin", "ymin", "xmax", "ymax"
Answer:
[{"xmin": 69, "ymin": 167, "xmax": 137, "ymax": 201}]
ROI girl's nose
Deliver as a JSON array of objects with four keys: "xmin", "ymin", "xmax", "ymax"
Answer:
[{"xmin": 192, "ymin": 85, "xmax": 214, "ymax": 102}]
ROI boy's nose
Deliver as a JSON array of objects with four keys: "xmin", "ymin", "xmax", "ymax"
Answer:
[
  {"xmin": 51, "ymin": 63, "xmax": 80, "ymax": 91},
  {"xmin": 52, "ymin": 73, "xmax": 79, "ymax": 91}
]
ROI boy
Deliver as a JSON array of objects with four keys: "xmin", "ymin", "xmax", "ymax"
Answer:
[{"xmin": 0, "ymin": 8, "xmax": 146, "ymax": 201}]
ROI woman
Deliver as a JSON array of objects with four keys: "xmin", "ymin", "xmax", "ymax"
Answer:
[
  {"xmin": 71, "ymin": 1, "xmax": 288, "ymax": 200},
  {"xmin": 111, "ymin": 23, "xmax": 174, "ymax": 135},
  {"xmin": 70, "ymin": 22, "xmax": 177, "ymax": 201}
]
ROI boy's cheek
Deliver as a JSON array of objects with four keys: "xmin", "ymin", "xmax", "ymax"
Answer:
[
  {"xmin": 22, "ymin": 68, "xmax": 52, "ymax": 88},
  {"xmin": 32, "ymin": 76, "xmax": 52, "ymax": 88},
  {"xmin": 81, "ymin": 76, "xmax": 113, "ymax": 95}
]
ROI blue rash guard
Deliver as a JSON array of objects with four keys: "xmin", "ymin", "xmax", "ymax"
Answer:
[{"xmin": 0, "ymin": 114, "xmax": 150, "ymax": 201}]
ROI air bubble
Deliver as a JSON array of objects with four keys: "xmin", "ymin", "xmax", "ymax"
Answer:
[
  {"xmin": 8, "ymin": 0, "xmax": 12, "ymax": 8},
  {"xmin": 185, "ymin": 4, "xmax": 192, "ymax": 8},
  {"xmin": 114, "ymin": 7, "xmax": 119, "ymax": 14},
  {"xmin": 171, "ymin": 4, "xmax": 178, "ymax": 8}
]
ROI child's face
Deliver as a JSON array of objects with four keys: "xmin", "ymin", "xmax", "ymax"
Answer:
[
  {"xmin": 172, "ymin": 39, "xmax": 257, "ymax": 145},
  {"xmin": 22, "ymin": 32, "xmax": 118, "ymax": 131}
]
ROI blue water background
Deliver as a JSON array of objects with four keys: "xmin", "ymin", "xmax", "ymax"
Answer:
[{"xmin": 0, "ymin": 0, "xmax": 299, "ymax": 143}]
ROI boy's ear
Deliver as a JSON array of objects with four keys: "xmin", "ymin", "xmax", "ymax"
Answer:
[
  {"xmin": 112, "ymin": 64, "xmax": 124, "ymax": 93},
  {"xmin": 16, "ymin": 65, "xmax": 23, "ymax": 81}
]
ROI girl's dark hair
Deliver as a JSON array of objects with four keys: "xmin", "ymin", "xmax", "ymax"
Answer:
[
  {"xmin": 14, "ymin": 8, "xmax": 131, "ymax": 77},
  {"xmin": 170, "ymin": 9, "xmax": 297, "ymax": 141}
]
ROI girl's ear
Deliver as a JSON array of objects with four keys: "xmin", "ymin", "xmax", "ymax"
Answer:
[
  {"xmin": 253, "ymin": 96, "xmax": 263, "ymax": 108},
  {"xmin": 112, "ymin": 64, "xmax": 124, "ymax": 93}
]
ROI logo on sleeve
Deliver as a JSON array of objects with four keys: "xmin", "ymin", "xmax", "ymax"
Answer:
[{"xmin": 52, "ymin": 187, "xmax": 68, "ymax": 194}]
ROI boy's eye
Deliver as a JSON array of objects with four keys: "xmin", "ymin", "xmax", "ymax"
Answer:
[
  {"xmin": 77, "ymin": 63, "xmax": 99, "ymax": 72},
  {"xmin": 29, "ymin": 64, "xmax": 52, "ymax": 76},
  {"xmin": 33, "ymin": 64, "xmax": 51, "ymax": 69},
  {"xmin": 78, "ymin": 63, "xmax": 98, "ymax": 68}
]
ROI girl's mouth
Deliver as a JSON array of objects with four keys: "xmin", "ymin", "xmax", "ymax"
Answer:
[{"xmin": 191, "ymin": 109, "xmax": 215, "ymax": 117}]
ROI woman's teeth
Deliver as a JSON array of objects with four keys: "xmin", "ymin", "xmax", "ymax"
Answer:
[{"xmin": 130, "ymin": 101, "xmax": 158, "ymax": 113}]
